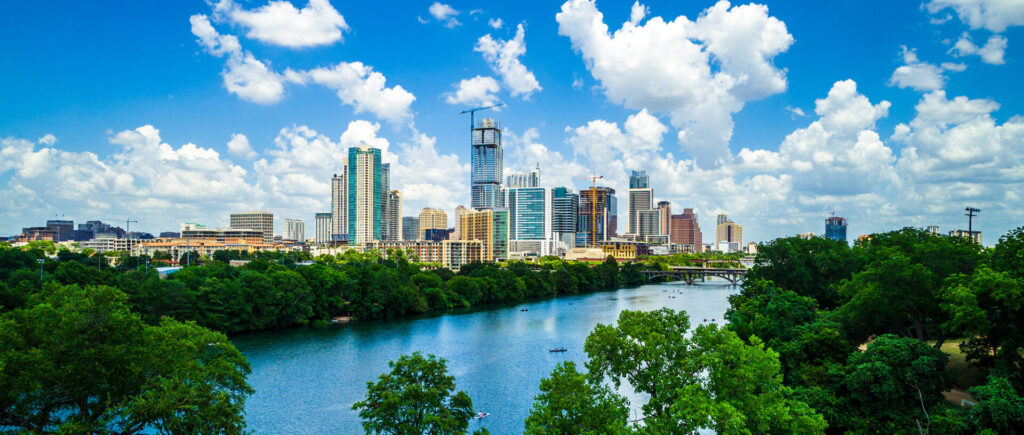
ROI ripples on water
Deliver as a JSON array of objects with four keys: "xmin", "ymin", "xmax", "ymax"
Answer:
[{"xmin": 232, "ymin": 280, "xmax": 739, "ymax": 434}]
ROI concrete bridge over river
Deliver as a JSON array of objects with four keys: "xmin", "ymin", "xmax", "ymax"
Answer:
[{"xmin": 641, "ymin": 266, "xmax": 747, "ymax": 285}]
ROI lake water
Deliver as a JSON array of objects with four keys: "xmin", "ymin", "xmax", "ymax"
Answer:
[{"xmin": 232, "ymin": 280, "xmax": 739, "ymax": 434}]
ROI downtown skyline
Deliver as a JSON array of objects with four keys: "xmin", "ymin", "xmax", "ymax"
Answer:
[{"xmin": 2, "ymin": 0, "xmax": 1024, "ymax": 243}]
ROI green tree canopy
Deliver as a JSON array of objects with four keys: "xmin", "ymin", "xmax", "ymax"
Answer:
[
  {"xmin": 524, "ymin": 361, "xmax": 630, "ymax": 435},
  {"xmin": 353, "ymin": 352, "xmax": 474, "ymax": 435},
  {"xmin": 743, "ymin": 236, "xmax": 856, "ymax": 308},
  {"xmin": 942, "ymin": 267, "xmax": 1024, "ymax": 375}
]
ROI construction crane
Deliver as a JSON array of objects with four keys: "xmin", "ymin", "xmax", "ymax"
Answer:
[
  {"xmin": 459, "ymin": 103, "xmax": 505, "ymax": 131},
  {"xmin": 576, "ymin": 174, "xmax": 604, "ymax": 248}
]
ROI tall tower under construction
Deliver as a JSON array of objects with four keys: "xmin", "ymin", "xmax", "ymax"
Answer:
[{"xmin": 471, "ymin": 118, "xmax": 503, "ymax": 210}]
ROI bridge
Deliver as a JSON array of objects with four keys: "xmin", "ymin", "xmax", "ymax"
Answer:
[{"xmin": 641, "ymin": 266, "xmax": 747, "ymax": 285}]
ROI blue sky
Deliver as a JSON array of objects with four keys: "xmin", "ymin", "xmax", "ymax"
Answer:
[{"xmin": 2, "ymin": 0, "xmax": 1023, "ymax": 244}]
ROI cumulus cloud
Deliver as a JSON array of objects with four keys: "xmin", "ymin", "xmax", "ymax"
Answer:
[
  {"xmin": 888, "ymin": 46, "xmax": 949, "ymax": 91},
  {"xmin": 287, "ymin": 62, "xmax": 416, "ymax": 122},
  {"xmin": 214, "ymin": 0, "xmax": 348, "ymax": 48},
  {"xmin": 488, "ymin": 18, "xmax": 503, "ymax": 29},
  {"xmin": 556, "ymin": 0, "xmax": 794, "ymax": 168},
  {"xmin": 227, "ymin": 133, "xmax": 258, "ymax": 159},
  {"xmin": 475, "ymin": 24, "xmax": 542, "ymax": 98},
  {"xmin": 927, "ymin": 0, "xmax": 1024, "ymax": 33},
  {"xmin": 950, "ymin": 33, "xmax": 1007, "ymax": 64},
  {"xmin": 190, "ymin": 14, "xmax": 286, "ymax": 104},
  {"xmin": 444, "ymin": 76, "xmax": 500, "ymax": 106},
  {"xmin": 428, "ymin": 2, "xmax": 461, "ymax": 28},
  {"xmin": 37, "ymin": 134, "xmax": 57, "ymax": 145}
]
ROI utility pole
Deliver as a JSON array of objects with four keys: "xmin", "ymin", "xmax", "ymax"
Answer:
[{"xmin": 965, "ymin": 207, "xmax": 980, "ymax": 241}]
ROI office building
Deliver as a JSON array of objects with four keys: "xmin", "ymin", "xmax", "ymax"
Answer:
[
  {"xmin": 331, "ymin": 171, "xmax": 347, "ymax": 242},
  {"xmin": 506, "ymin": 165, "xmax": 540, "ymax": 188},
  {"xmin": 424, "ymin": 228, "xmax": 453, "ymax": 242},
  {"xmin": 452, "ymin": 206, "xmax": 467, "ymax": 240},
  {"xmin": 283, "ymin": 218, "xmax": 305, "ymax": 242},
  {"xmin": 508, "ymin": 186, "xmax": 556, "ymax": 256},
  {"xmin": 459, "ymin": 208, "xmax": 509, "ymax": 262},
  {"xmin": 181, "ymin": 226, "xmax": 264, "ymax": 243},
  {"xmin": 551, "ymin": 187, "xmax": 579, "ymax": 252},
  {"xmin": 669, "ymin": 208, "xmax": 703, "ymax": 252},
  {"xmin": 949, "ymin": 229, "xmax": 982, "ymax": 245},
  {"xmin": 13, "ymin": 227, "xmax": 57, "ymax": 243},
  {"xmin": 401, "ymin": 216, "xmax": 419, "ymax": 241},
  {"xmin": 717, "ymin": 214, "xmax": 728, "ymax": 226},
  {"xmin": 385, "ymin": 190, "xmax": 402, "ymax": 241},
  {"xmin": 230, "ymin": 211, "xmax": 274, "ymax": 243},
  {"xmin": 629, "ymin": 169, "xmax": 649, "ymax": 189},
  {"xmin": 715, "ymin": 215, "xmax": 743, "ymax": 251},
  {"xmin": 797, "ymin": 232, "xmax": 816, "ymax": 240},
  {"xmin": 627, "ymin": 170, "xmax": 655, "ymax": 236},
  {"xmin": 46, "ymin": 220, "xmax": 74, "ymax": 242},
  {"xmin": 159, "ymin": 232, "xmax": 180, "ymax": 238},
  {"xmin": 825, "ymin": 215, "xmax": 848, "ymax": 242},
  {"xmin": 577, "ymin": 187, "xmax": 616, "ymax": 247},
  {"xmin": 657, "ymin": 201, "xmax": 671, "ymax": 236},
  {"xmin": 82, "ymin": 237, "xmax": 139, "ymax": 253},
  {"xmin": 926, "ymin": 225, "xmax": 940, "ymax": 235},
  {"xmin": 419, "ymin": 208, "xmax": 448, "ymax": 240},
  {"xmin": 315, "ymin": 212, "xmax": 332, "ymax": 244},
  {"xmin": 637, "ymin": 209, "xmax": 661, "ymax": 238},
  {"xmin": 347, "ymin": 147, "xmax": 388, "ymax": 244},
  {"xmin": 471, "ymin": 118, "xmax": 503, "ymax": 209},
  {"xmin": 78, "ymin": 220, "xmax": 125, "ymax": 239}
]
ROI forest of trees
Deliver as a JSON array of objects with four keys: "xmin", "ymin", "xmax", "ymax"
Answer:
[{"xmin": 3, "ymin": 226, "xmax": 1023, "ymax": 433}]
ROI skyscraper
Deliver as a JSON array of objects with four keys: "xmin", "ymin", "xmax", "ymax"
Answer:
[
  {"xmin": 825, "ymin": 215, "xmax": 848, "ymax": 242},
  {"xmin": 506, "ymin": 165, "xmax": 540, "ymax": 188},
  {"xmin": 715, "ymin": 215, "xmax": 742, "ymax": 252},
  {"xmin": 452, "ymin": 205, "xmax": 467, "ymax": 240},
  {"xmin": 471, "ymin": 118, "xmax": 503, "ymax": 209},
  {"xmin": 551, "ymin": 187, "xmax": 579, "ymax": 252},
  {"xmin": 578, "ymin": 186, "xmax": 616, "ymax": 247},
  {"xmin": 507, "ymin": 186, "xmax": 554, "ymax": 255},
  {"xmin": 315, "ymin": 212, "xmax": 332, "ymax": 244},
  {"xmin": 459, "ymin": 208, "xmax": 508, "ymax": 261},
  {"xmin": 419, "ymin": 208, "xmax": 448, "ymax": 240},
  {"xmin": 347, "ymin": 147, "xmax": 387, "ymax": 244},
  {"xmin": 629, "ymin": 169, "xmax": 649, "ymax": 189},
  {"xmin": 670, "ymin": 208, "xmax": 703, "ymax": 252},
  {"xmin": 331, "ymin": 170, "xmax": 347, "ymax": 241},
  {"xmin": 401, "ymin": 216, "xmax": 419, "ymax": 241},
  {"xmin": 46, "ymin": 220, "xmax": 74, "ymax": 242},
  {"xmin": 230, "ymin": 211, "xmax": 274, "ymax": 243},
  {"xmin": 385, "ymin": 190, "xmax": 402, "ymax": 241},
  {"xmin": 283, "ymin": 218, "xmax": 305, "ymax": 242},
  {"xmin": 657, "ymin": 201, "xmax": 671, "ymax": 236},
  {"xmin": 717, "ymin": 214, "xmax": 728, "ymax": 226}
]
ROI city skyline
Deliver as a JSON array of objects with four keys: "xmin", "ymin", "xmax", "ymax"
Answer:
[{"xmin": 2, "ymin": 1, "xmax": 1023, "ymax": 242}]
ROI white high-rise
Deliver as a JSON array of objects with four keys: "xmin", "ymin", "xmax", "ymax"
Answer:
[{"xmin": 283, "ymin": 218, "xmax": 305, "ymax": 242}]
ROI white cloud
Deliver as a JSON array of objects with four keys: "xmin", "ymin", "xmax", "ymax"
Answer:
[
  {"xmin": 428, "ymin": 2, "xmax": 461, "ymax": 28},
  {"xmin": 785, "ymin": 106, "xmax": 806, "ymax": 117},
  {"xmin": 227, "ymin": 133, "xmax": 258, "ymax": 159},
  {"xmin": 556, "ymin": 0, "xmax": 794, "ymax": 168},
  {"xmin": 288, "ymin": 62, "xmax": 416, "ymax": 122},
  {"xmin": 475, "ymin": 24, "xmax": 542, "ymax": 98},
  {"xmin": 888, "ymin": 46, "xmax": 948, "ymax": 91},
  {"xmin": 950, "ymin": 33, "xmax": 1007, "ymax": 64},
  {"xmin": 941, "ymin": 62, "xmax": 968, "ymax": 71},
  {"xmin": 488, "ymin": 18, "xmax": 503, "ymax": 29},
  {"xmin": 37, "ymin": 134, "xmax": 57, "ymax": 145},
  {"xmin": 927, "ymin": 0, "xmax": 1024, "ymax": 33},
  {"xmin": 190, "ymin": 14, "xmax": 287, "ymax": 104},
  {"xmin": 215, "ymin": 0, "xmax": 348, "ymax": 48},
  {"xmin": 444, "ymin": 75, "xmax": 501, "ymax": 106}
]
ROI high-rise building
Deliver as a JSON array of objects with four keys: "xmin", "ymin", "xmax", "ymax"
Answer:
[
  {"xmin": 657, "ymin": 201, "xmax": 671, "ymax": 236},
  {"xmin": 471, "ymin": 118, "xmax": 503, "ymax": 209},
  {"xmin": 629, "ymin": 169, "xmax": 649, "ymax": 189},
  {"xmin": 926, "ymin": 225, "xmax": 940, "ymax": 235},
  {"xmin": 551, "ymin": 187, "xmax": 579, "ymax": 253},
  {"xmin": 385, "ymin": 190, "xmax": 402, "ymax": 241},
  {"xmin": 669, "ymin": 208, "xmax": 703, "ymax": 252},
  {"xmin": 452, "ymin": 205, "xmax": 467, "ymax": 240},
  {"xmin": 717, "ymin": 214, "xmax": 728, "ymax": 226},
  {"xmin": 577, "ymin": 187, "xmax": 616, "ymax": 247},
  {"xmin": 283, "ymin": 218, "xmax": 305, "ymax": 242},
  {"xmin": 418, "ymin": 208, "xmax": 448, "ymax": 240},
  {"xmin": 230, "ymin": 211, "xmax": 274, "ymax": 243},
  {"xmin": 637, "ymin": 209, "xmax": 661, "ymax": 238},
  {"xmin": 401, "ymin": 217, "xmax": 419, "ymax": 241},
  {"xmin": 508, "ymin": 186, "xmax": 556, "ymax": 255},
  {"xmin": 628, "ymin": 189, "xmax": 653, "ymax": 235},
  {"xmin": 715, "ymin": 215, "xmax": 742, "ymax": 252},
  {"xmin": 506, "ymin": 165, "xmax": 540, "ymax": 188},
  {"xmin": 347, "ymin": 147, "xmax": 388, "ymax": 244},
  {"xmin": 331, "ymin": 170, "xmax": 347, "ymax": 241},
  {"xmin": 315, "ymin": 212, "xmax": 332, "ymax": 244},
  {"xmin": 825, "ymin": 215, "xmax": 848, "ymax": 242},
  {"xmin": 459, "ymin": 208, "xmax": 509, "ymax": 261},
  {"xmin": 46, "ymin": 220, "xmax": 74, "ymax": 242},
  {"xmin": 949, "ymin": 229, "xmax": 982, "ymax": 245}
]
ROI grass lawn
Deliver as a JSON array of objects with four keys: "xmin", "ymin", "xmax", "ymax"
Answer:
[{"xmin": 936, "ymin": 340, "xmax": 988, "ymax": 405}]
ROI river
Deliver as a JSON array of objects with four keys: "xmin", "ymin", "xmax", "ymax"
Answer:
[{"xmin": 232, "ymin": 280, "xmax": 739, "ymax": 434}]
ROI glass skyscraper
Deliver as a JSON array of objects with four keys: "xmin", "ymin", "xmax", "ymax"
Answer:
[
  {"xmin": 552, "ymin": 187, "xmax": 580, "ymax": 252},
  {"xmin": 347, "ymin": 147, "xmax": 386, "ymax": 244},
  {"xmin": 471, "ymin": 118, "xmax": 503, "ymax": 210},
  {"xmin": 629, "ymin": 170, "xmax": 649, "ymax": 189},
  {"xmin": 825, "ymin": 215, "xmax": 848, "ymax": 242}
]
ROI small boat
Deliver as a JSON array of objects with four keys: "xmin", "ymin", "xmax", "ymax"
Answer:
[
  {"xmin": 549, "ymin": 347, "xmax": 567, "ymax": 352},
  {"xmin": 475, "ymin": 411, "xmax": 490, "ymax": 419},
  {"xmin": 520, "ymin": 307, "xmax": 528, "ymax": 312}
]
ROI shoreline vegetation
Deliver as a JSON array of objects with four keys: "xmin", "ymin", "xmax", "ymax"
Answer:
[{"xmin": 3, "ymin": 226, "xmax": 1023, "ymax": 433}]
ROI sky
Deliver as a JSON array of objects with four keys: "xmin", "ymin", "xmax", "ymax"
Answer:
[{"xmin": 2, "ymin": 0, "xmax": 1023, "ymax": 244}]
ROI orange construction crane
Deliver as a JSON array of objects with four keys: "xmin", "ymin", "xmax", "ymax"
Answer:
[{"xmin": 576, "ymin": 174, "xmax": 604, "ymax": 247}]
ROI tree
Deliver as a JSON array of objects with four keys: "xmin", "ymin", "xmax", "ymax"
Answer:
[
  {"xmin": 989, "ymin": 226, "xmax": 1024, "ymax": 278},
  {"xmin": 584, "ymin": 308, "xmax": 826, "ymax": 433},
  {"xmin": 353, "ymin": 352, "xmax": 474, "ymax": 435},
  {"xmin": 743, "ymin": 236, "xmax": 856, "ymax": 308},
  {"xmin": 966, "ymin": 376, "xmax": 1024, "ymax": 433},
  {"xmin": 942, "ymin": 267, "xmax": 1024, "ymax": 375},
  {"xmin": 524, "ymin": 361, "xmax": 629, "ymax": 435},
  {"xmin": 0, "ymin": 283, "xmax": 252, "ymax": 433}
]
